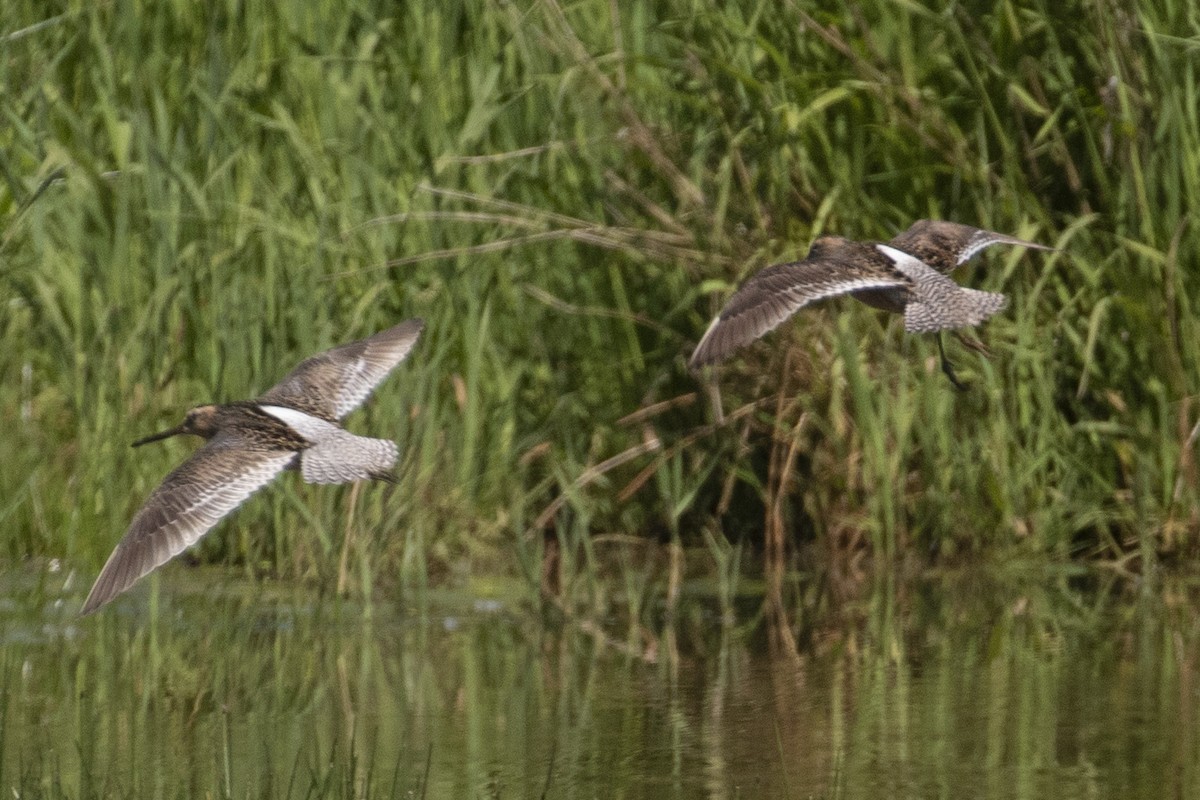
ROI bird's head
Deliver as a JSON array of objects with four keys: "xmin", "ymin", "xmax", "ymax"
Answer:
[{"xmin": 131, "ymin": 405, "xmax": 221, "ymax": 447}]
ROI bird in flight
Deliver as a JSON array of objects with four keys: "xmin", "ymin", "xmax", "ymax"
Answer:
[
  {"xmin": 689, "ymin": 221, "xmax": 1052, "ymax": 388},
  {"xmin": 81, "ymin": 319, "xmax": 424, "ymax": 615}
]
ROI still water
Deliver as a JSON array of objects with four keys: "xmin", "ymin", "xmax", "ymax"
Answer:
[{"xmin": 1, "ymin": 563, "xmax": 1198, "ymax": 798}]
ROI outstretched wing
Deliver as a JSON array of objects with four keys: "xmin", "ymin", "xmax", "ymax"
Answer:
[
  {"xmin": 689, "ymin": 249, "xmax": 907, "ymax": 369},
  {"xmin": 257, "ymin": 319, "xmax": 425, "ymax": 421},
  {"xmin": 80, "ymin": 432, "xmax": 295, "ymax": 615}
]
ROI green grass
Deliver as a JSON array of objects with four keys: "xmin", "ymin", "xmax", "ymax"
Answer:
[{"xmin": 1, "ymin": 0, "xmax": 1198, "ymax": 615}]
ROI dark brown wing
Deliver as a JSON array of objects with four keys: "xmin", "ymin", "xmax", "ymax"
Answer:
[
  {"xmin": 890, "ymin": 220, "xmax": 1053, "ymax": 273},
  {"xmin": 257, "ymin": 319, "xmax": 424, "ymax": 421},
  {"xmin": 80, "ymin": 432, "xmax": 295, "ymax": 615},
  {"xmin": 689, "ymin": 243, "xmax": 908, "ymax": 369}
]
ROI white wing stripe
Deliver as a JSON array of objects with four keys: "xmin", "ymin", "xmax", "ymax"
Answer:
[
  {"xmin": 259, "ymin": 405, "xmax": 341, "ymax": 439},
  {"xmin": 875, "ymin": 244, "xmax": 931, "ymax": 277}
]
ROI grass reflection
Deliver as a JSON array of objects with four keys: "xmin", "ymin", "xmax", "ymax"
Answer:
[{"xmin": 2, "ymin": 565, "xmax": 1199, "ymax": 798}]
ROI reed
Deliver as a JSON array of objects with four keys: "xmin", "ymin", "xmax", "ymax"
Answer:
[{"xmin": 0, "ymin": 0, "xmax": 1197, "ymax": 617}]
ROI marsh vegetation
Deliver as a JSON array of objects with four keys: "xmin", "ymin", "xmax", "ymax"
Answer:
[{"xmin": 1, "ymin": 0, "xmax": 1198, "ymax": 795}]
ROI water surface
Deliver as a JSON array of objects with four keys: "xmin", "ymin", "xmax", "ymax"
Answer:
[{"xmin": 1, "ymin": 564, "xmax": 1197, "ymax": 798}]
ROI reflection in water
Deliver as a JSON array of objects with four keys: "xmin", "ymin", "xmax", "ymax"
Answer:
[{"xmin": 1, "ymin": 566, "xmax": 1199, "ymax": 797}]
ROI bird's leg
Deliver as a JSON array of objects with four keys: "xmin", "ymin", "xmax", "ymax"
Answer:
[
  {"xmin": 937, "ymin": 333, "xmax": 969, "ymax": 392},
  {"xmin": 953, "ymin": 330, "xmax": 992, "ymax": 358}
]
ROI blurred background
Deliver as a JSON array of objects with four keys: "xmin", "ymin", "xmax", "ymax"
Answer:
[{"xmin": 1, "ymin": 0, "xmax": 1198, "ymax": 796}]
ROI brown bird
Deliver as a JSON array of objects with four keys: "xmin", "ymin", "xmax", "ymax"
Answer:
[
  {"xmin": 81, "ymin": 318, "xmax": 425, "ymax": 615},
  {"xmin": 689, "ymin": 221, "xmax": 1052, "ymax": 387}
]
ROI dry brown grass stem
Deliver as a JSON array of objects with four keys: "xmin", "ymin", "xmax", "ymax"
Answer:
[
  {"xmin": 524, "ymin": 285, "xmax": 681, "ymax": 337},
  {"xmin": 615, "ymin": 393, "xmax": 698, "ymax": 427},
  {"xmin": 534, "ymin": 436, "xmax": 664, "ymax": 530}
]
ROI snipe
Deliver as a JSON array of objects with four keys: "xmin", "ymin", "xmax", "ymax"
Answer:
[
  {"xmin": 81, "ymin": 318, "xmax": 425, "ymax": 615},
  {"xmin": 688, "ymin": 221, "xmax": 1052, "ymax": 387}
]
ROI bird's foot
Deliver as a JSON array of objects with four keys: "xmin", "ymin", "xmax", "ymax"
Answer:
[
  {"xmin": 953, "ymin": 331, "xmax": 992, "ymax": 358},
  {"xmin": 938, "ymin": 333, "xmax": 970, "ymax": 392},
  {"xmin": 940, "ymin": 357, "xmax": 970, "ymax": 392}
]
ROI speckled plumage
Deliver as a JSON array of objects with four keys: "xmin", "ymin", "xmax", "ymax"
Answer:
[
  {"xmin": 688, "ymin": 222, "xmax": 1051, "ymax": 371},
  {"xmin": 889, "ymin": 219, "xmax": 1047, "ymax": 273},
  {"xmin": 81, "ymin": 318, "xmax": 424, "ymax": 615}
]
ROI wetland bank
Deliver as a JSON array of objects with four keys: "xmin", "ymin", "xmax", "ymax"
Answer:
[{"xmin": 2, "ymin": 0, "xmax": 1199, "ymax": 797}]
